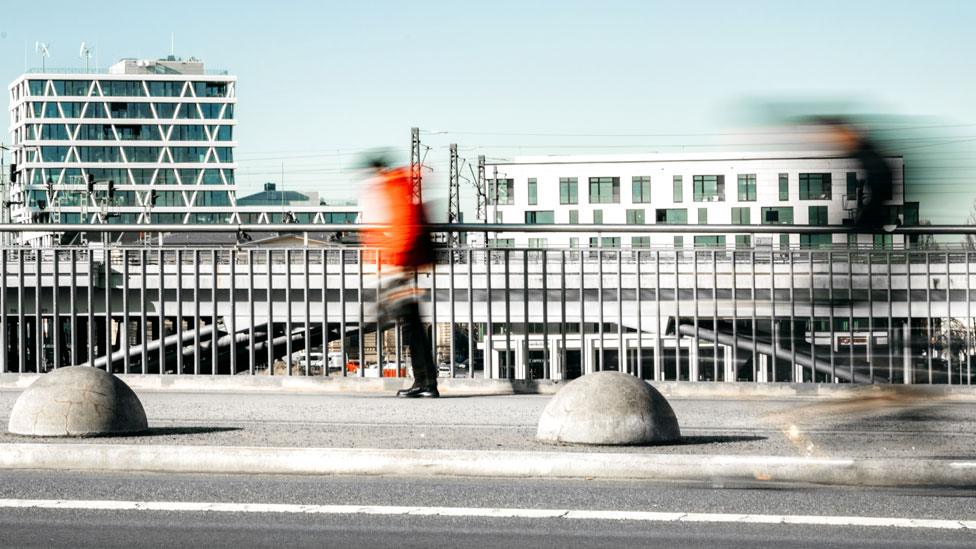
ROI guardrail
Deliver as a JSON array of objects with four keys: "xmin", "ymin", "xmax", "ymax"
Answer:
[{"xmin": 0, "ymin": 224, "xmax": 973, "ymax": 385}]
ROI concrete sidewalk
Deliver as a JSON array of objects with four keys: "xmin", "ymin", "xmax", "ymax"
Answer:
[{"xmin": 1, "ymin": 380, "xmax": 975, "ymax": 487}]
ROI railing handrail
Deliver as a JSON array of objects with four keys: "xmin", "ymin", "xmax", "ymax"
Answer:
[{"xmin": 0, "ymin": 222, "xmax": 970, "ymax": 235}]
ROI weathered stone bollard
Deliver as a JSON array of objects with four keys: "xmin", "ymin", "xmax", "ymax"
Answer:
[
  {"xmin": 537, "ymin": 371, "xmax": 680, "ymax": 445},
  {"xmin": 8, "ymin": 366, "xmax": 148, "ymax": 437}
]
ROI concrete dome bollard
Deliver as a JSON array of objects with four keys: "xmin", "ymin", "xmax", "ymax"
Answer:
[
  {"xmin": 537, "ymin": 371, "xmax": 680, "ymax": 445},
  {"xmin": 8, "ymin": 366, "xmax": 148, "ymax": 437}
]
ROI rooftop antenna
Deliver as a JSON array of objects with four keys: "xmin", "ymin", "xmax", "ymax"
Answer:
[
  {"xmin": 34, "ymin": 41, "xmax": 50, "ymax": 72},
  {"xmin": 79, "ymin": 42, "xmax": 94, "ymax": 72}
]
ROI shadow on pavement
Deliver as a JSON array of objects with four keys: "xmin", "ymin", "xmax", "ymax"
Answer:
[
  {"xmin": 675, "ymin": 435, "xmax": 768, "ymax": 446},
  {"xmin": 133, "ymin": 426, "xmax": 244, "ymax": 437}
]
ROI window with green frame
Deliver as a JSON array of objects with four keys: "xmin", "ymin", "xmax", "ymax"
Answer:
[
  {"xmin": 799, "ymin": 173, "xmax": 832, "ymax": 200},
  {"xmin": 731, "ymin": 207, "xmax": 751, "ymax": 224},
  {"xmin": 737, "ymin": 174, "xmax": 757, "ymax": 201},
  {"xmin": 693, "ymin": 175, "xmax": 725, "ymax": 202},
  {"xmin": 698, "ymin": 207, "xmax": 707, "ymax": 224},
  {"xmin": 559, "ymin": 177, "xmax": 578, "ymax": 204},
  {"xmin": 528, "ymin": 237, "xmax": 548, "ymax": 248},
  {"xmin": 626, "ymin": 208, "xmax": 645, "ymax": 224},
  {"xmin": 800, "ymin": 233, "xmax": 832, "ymax": 249},
  {"xmin": 656, "ymin": 208, "xmax": 687, "ymax": 224},
  {"xmin": 873, "ymin": 234, "xmax": 893, "ymax": 249},
  {"xmin": 632, "ymin": 236, "xmax": 651, "ymax": 248},
  {"xmin": 632, "ymin": 176, "xmax": 651, "ymax": 203},
  {"xmin": 490, "ymin": 178, "xmax": 514, "ymax": 205},
  {"xmin": 808, "ymin": 205, "xmax": 828, "ymax": 226},
  {"xmin": 672, "ymin": 175, "xmax": 683, "ymax": 202},
  {"xmin": 568, "ymin": 209, "xmax": 579, "ymax": 224},
  {"xmin": 589, "ymin": 237, "xmax": 621, "ymax": 248},
  {"xmin": 593, "ymin": 209, "xmax": 603, "ymax": 224},
  {"xmin": 694, "ymin": 235, "xmax": 726, "ymax": 247},
  {"xmin": 674, "ymin": 236, "xmax": 684, "ymax": 248},
  {"xmin": 588, "ymin": 176, "xmax": 620, "ymax": 203},
  {"xmin": 762, "ymin": 206, "xmax": 794, "ymax": 224},
  {"xmin": 735, "ymin": 234, "xmax": 752, "ymax": 248},
  {"xmin": 779, "ymin": 234, "xmax": 790, "ymax": 249},
  {"xmin": 525, "ymin": 210, "xmax": 554, "ymax": 224},
  {"xmin": 527, "ymin": 178, "xmax": 537, "ymax": 205},
  {"xmin": 779, "ymin": 173, "xmax": 789, "ymax": 200}
]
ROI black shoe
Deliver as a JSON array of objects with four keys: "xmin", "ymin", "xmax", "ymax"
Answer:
[
  {"xmin": 397, "ymin": 386, "xmax": 425, "ymax": 398},
  {"xmin": 417, "ymin": 386, "xmax": 439, "ymax": 398}
]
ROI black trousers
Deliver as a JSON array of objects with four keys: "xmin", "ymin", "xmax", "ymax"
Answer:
[{"xmin": 400, "ymin": 300, "xmax": 438, "ymax": 387}]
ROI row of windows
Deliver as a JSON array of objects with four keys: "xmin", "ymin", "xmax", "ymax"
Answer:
[
  {"xmin": 237, "ymin": 212, "xmax": 357, "ymax": 224},
  {"xmin": 25, "ymin": 167, "xmax": 234, "ymax": 186},
  {"xmin": 22, "ymin": 123, "xmax": 232, "ymax": 141},
  {"xmin": 27, "ymin": 190, "xmax": 232, "ymax": 208},
  {"xmin": 34, "ymin": 146, "xmax": 233, "ymax": 163},
  {"xmin": 492, "ymin": 173, "xmax": 849, "ymax": 206},
  {"xmin": 26, "ymin": 80, "xmax": 229, "ymax": 98},
  {"xmin": 518, "ymin": 204, "xmax": 917, "ymax": 226},
  {"xmin": 28, "ymin": 102, "xmax": 233, "ymax": 120},
  {"xmin": 491, "ymin": 235, "xmax": 898, "ymax": 251}
]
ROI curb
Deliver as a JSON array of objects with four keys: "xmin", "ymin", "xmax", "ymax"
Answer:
[
  {"xmin": 1, "ymin": 443, "xmax": 974, "ymax": 487},
  {"xmin": 2, "ymin": 373, "xmax": 975, "ymax": 400}
]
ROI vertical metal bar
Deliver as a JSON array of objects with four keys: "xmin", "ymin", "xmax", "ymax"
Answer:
[
  {"xmin": 654, "ymin": 250, "xmax": 662, "ymax": 381},
  {"xmin": 617, "ymin": 249, "xmax": 624, "ymax": 375},
  {"xmin": 712, "ymin": 250, "xmax": 718, "ymax": 381},
  {"xmin": 36, "ymin": 248, "xmax": 43, "ymax": 372},
  {"xmin": 467, "ymin": 248, "xmax": 475, "ymax": 379},
  {"xmin": 522, "ymin": 249, "xmax": 529, "ymax": 379},
  {"xmin": 230, "ymin": 248, "xmax": 237, "ymax": 376},
  {"xmin": 211, "ymin": 249, "xmax": 218, "ymax": 375},
  {"xmin": 339, "ymin": 249, "xmax": 347, "ymax": 376},
  {"xmin": 828, "ymin": 251, "xmax": 836, "ymax": 381},
  {"xmin": 122, "ymin": 248, "xmax": 130, "ymax": 374},
  {"xmin": 87, "ymin": 249, "xmax": 94, "ymax": 368},
  {"xmin": 789, "ymin": 251, "xmax": 797, "ymax": 382},
  {"xmin": 486, "ymin": 247, "xmax": 494, "ymax": 379},
  {"xmin": 504, "ymin": 249, "xmax": 511, "ymax": 379},
  {"xmin": 70, "ymin": 249, "xmax": 77, "ymax": 368},
  {"xmin": 449, "ymin": 250, "xmax": 456, "ymax": 378},
  {"xmin": 946, "ymin": 252, "xmax": 952, "ymax": 385},
  {"xmin": 303, "ymin": 248, "xmax": 309, "ymax": 376},
  {"xmin": 770, "ymin": 246, "xmax": 777, "ymax": 382},
  {"xmin": 285, "ymin": 249, "xmax": 293, "ymax": 376},
  {"xmin": 849, "ymin": 252, "xmax": 855, "ymax": 382},
  {"xmin": 674, "ymin": 249, "xmax": 680, "ymax": 381},
  {"xmin": 927, "ymin": 251, "xmax": 933, "ymax": 384},
  {"xmin": 968, "ymin": 250, "xmax": 972, "ymax": 385},
  {"xmin": 0, "ymin": 249, "xmax": 6, "ymax": 373},
  {"xmin": 18, "ymin": 249, "xmax": 25, "ymax": 373},
  {"xmin": 266, "ymin": 249, "xmax": 273, "ymax": 374},
  {"xmin": 750, "ymin": 250, "xmax": 757, "ymax": 382},
  {"xmin": 140, "ymin": 249, "xmax": 147, "ymax": 374},
  {"xmin": 560, "ymin": 250, "xmax": 567, "ymax": 381},
  {"xmin": 906, "ymin": 251, "xmax": 912, "ymax": 384},
  {"xmin": 579, "ymin": 248, "xmax": 585, "ymax": 375},
  {"xmin": 868, "ymin": 252, "xmax": 875, "ymax": 382},
  {"xmin": 636, "ymin": 249, "xmax": 643, "ymax": 380},
  {"xmin": 158, "ymin": 248, "xmax": 165, "ymax": 374},
  {"xmin": 321, "ymin": 249, "xmax": 327, "ymax": 377},
  {"xmin": 809, "ymin": 251, "xmax": 815, "ymax": 382},
  {"xmin": 376, "ymin": 250, "xmax": 383, "ymax": 376},
  {"xmin": 248, "ymin": 249, "xmax": 255, "ymax": 375},
  {"xmin": 542, "ymin": 248, "xmax": 550, "ymax": 380},
  {"xmin": 104, "ymin": 247, "xmax": 112, "ymax": 372},
  {"xmin": 887, "ymin": 250, "xmax": 894, "ymax": 382},
  {"xmin": 53, "ymin": 249, "xmax": 60, "ymax": 369},
  {"xmin": 691, "ymin": 247, "xmax": 699, "ymax": 381},
  {"xmin": 598, "ymin": 244, "xmax": 605, "ymax": 372},
  {"xmin": 431, "ymin": 251, "xmax": 438, "ymax": 370},
  {"xmin": 357, "ymin": 249, "xmax": 364, "ymax": 378},
  {"xmin": 193, "ymin": 249, "xmax": 201, "ymax": 376},
  {"xmin": 731, "ymin": 250, "xmax": 738, "ymax": 382}
]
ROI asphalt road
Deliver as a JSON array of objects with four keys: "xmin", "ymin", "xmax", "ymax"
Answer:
[{"xmin": 0, "ymin": 471, "xmax": 973, "ymax": 548}]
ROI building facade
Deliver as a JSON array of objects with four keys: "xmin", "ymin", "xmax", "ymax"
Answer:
[
  {"xmin": 482, "ymin": 152, "xmax": 915, "ymax": 249},
  {"xmin": 6, "ymin": 57, "xmax": 237, "ymax": 228},
  {"xmin": 236, "ymin": 182, "xmax": 358, "ymax": 224}
]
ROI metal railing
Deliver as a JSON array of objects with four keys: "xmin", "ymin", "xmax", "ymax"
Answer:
[{"xmin": 0, "ymin": 223, "xmax": 974, "ymax": 385}]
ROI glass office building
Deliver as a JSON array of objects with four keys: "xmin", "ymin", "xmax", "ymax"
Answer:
[{"xmin": 6, "ymin": 56, "xmax": 237, "ymax": 226}]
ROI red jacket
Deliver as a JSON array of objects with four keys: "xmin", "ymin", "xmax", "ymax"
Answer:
[{"xmin": 361, "ymin": 167, "xmax": 433, "ymax": 267}]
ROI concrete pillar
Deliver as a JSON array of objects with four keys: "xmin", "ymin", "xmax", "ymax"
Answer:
[
  {"xmin": 723, "ymin": 344, "xmax": 735, "ymax": 382},
  {"xmin": 758, "ymin": 353, "xmax": 769, "ymax": 383}
]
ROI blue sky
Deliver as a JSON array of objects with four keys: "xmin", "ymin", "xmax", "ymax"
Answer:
[{"xmin": 2, "ymin": 0, "xmax": 975, "ymax": 221}]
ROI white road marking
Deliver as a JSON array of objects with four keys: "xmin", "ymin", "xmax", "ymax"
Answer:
[{"xmin": 0, "ymin": 499, "xmax": 973, "ymax": 530}]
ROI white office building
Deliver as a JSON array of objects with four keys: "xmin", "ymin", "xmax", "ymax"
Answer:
[
  {"xmin": 6, "ymin": 56, "xmax": 237, "ymax": 228},
  {"xmin": 482, "ymin": 152, "xmax": 915, "ymax": 249}
]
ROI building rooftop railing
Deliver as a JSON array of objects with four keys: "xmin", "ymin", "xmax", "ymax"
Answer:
[{"xmin": 24, "ymin": 67, "xmax": 230, "ymax": 76}]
